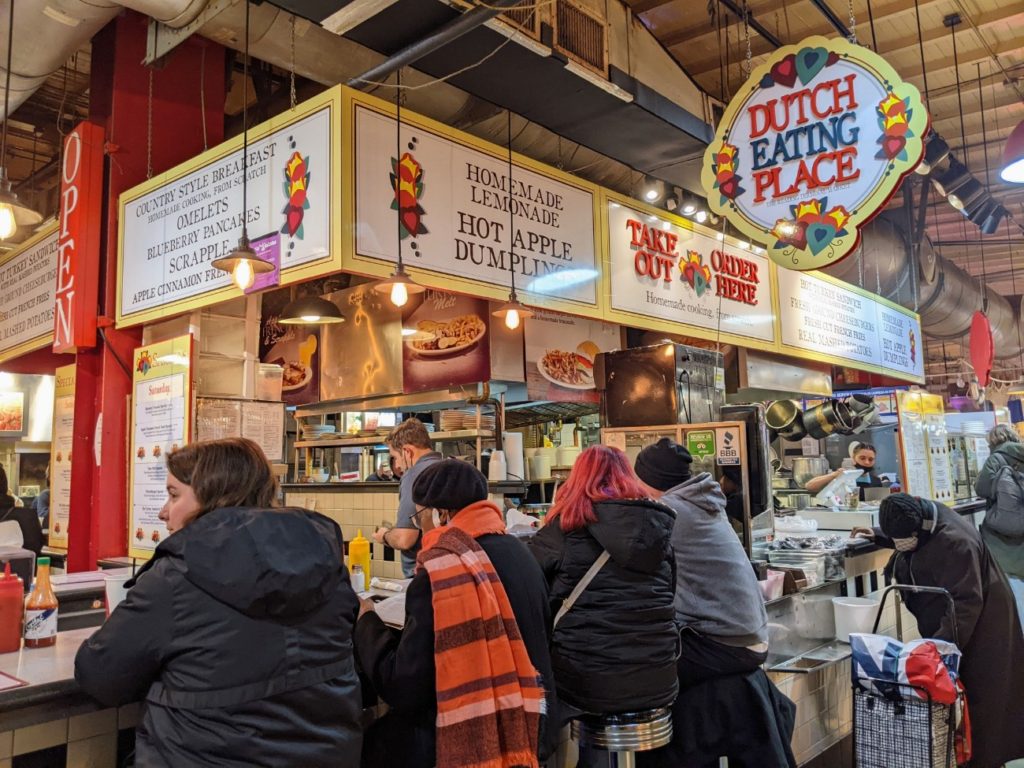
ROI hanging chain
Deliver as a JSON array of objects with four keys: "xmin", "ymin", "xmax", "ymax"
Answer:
[
  {"xmin": 289, "ymin": 15, "xmax": 297, "ymax": 110},
  {"xmin": 200, "ymin": 44, "xmax": 208, "ymax": 151},
  {"xmin": 847, "ymin": 0, "xmax": 857, "ymax": 44},
  {"xmin": 742, "ymin": 0, "xmax": 752, "ymax": 77},
  {"xmin": 146, "ymin": 67, "xmax": 154, "ymax": 180}
]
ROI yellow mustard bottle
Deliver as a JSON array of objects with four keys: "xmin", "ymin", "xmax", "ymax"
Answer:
[{"xmin": 348, "ymin": 530, "xmax": 371, "ymax": 588}]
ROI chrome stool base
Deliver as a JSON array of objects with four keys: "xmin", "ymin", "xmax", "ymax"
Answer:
[{"xmin": 571, "ymin": 707, "xmax": 673, "ymax": 766}]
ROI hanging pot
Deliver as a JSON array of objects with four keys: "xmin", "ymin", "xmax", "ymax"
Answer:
[
  {"xmin": 802, "ymin": 400, "xmax": 850, "ymax": 439},
  {"xmin": 766, "ymin": 400, "xmax": 807, "ymax": 441}
]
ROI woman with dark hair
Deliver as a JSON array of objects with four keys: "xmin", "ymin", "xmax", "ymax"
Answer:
[
  {"xmin": 75, "ymin": 438, "xmax": 362, "ymax": 767},
  {"xmin": 0, "ymin": 464, "xmax": 43, "ymax": 556},
  {"xmin": 528, "ymin": 444, "xmax": 678, "ymax": 715}
]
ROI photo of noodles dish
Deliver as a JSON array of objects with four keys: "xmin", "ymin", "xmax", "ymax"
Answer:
[
  {"xmin": 540, "ymin": 350, "xmax": 590, "ymax": 386},
  {"xmin": 410, "ymin": 314, "xmax": 486, "ymax": 353}
]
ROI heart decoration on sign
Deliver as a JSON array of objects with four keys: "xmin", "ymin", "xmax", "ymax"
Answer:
[
  {"xmin": 795, "ymin": 47, "xmax": 829, "ymax": 85},
  {"xmin": 805, "ymin": 223, "xmax": 838, "ymax": 256},
  {"xmin": 769, "ymin": 55, "xmax": 798, "ymax": 88}
]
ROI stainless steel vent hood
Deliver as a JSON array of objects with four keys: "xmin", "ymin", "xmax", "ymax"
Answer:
[{"xmin": 726, "ymin": 349, "xmax": 833, "ymax": 403}]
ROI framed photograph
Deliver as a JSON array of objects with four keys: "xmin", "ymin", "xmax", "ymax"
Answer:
[{"xmin": 0, "ymin": 391, "xmax": 25, "ymax": 436}]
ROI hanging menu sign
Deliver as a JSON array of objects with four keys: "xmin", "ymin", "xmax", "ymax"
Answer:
[
  {"xmin": 350, "ymin": 96, "xmax": 599, "ymax": 308},
  {"xmin": 48, "ymin": 364, "xmax": 76, "ymax": 549},
  {"xmin": 896, "ymin": 391, "xmax": 931, "ymax": 496},
  {"xmin": 702, "ymin": 36, "xmax": 927, "ymax": 271},
  {"xmin": 117, "ymin": 89, "xmax": 340, "ymax": 327},
  {"xmin": 777, "ymin": 268, "xmax": 924, "ymax": 381},
  {"xmin": 606, "ymin": 200, "xmax": 774, "ymax": 345},
  {"xmin": 0, "ymin": 226, "xmax": 59, "ymax": 364},
  {"xmin": 129, "ymin": 335, "xmax": 193, "ymax": 560},
  {"xmin": 922, "ymin": 394, "xmax": 954, "ymax": 503}
]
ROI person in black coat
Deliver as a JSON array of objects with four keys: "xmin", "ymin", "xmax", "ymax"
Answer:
[
  {"xmin": 75, "ymin": 438, "xmax": 362, "ymax": 768},
  {"xmin": 355, "ymin": 459, "xmax": 557, "ymax": 768},
  {"xmin": 858, "ymin": 494, "xmax": 1024, "ymax": 768},
  {"xmin": 528, "ymin": 445, "xmax": 678, "ymax": 714},
  {"xmin": 0, "ymin": 465, "xmax": 43, "ymax": 556}
]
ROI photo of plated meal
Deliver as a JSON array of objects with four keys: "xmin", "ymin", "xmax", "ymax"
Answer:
[
  {"xmin": 0, "ymin": 393, "xmax": 24, "ymax": 432},
  {"xmin": 407, "ymin": 314, "xmax": 486, "ymax": 356},
  {"xmin": 537, "ymin": 341, "xmax": 599, "ymax": 390},
  {"xmin": 280, "ymin": 360, "xmax": 312, "ymax": 391}
]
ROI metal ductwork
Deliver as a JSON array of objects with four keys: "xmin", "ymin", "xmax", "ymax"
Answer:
[{"xmin": 822, "ymin": 212, "xmax": 1022, "ymax": 359}]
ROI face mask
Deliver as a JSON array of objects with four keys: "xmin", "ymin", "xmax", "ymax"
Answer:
[
  {"xmin": 431, "ymin": 509, "xmax": 443, "ymax": 528},
  {"xmin": 893, "ymin": 535, "xmax": 919, "ymax": 552}
]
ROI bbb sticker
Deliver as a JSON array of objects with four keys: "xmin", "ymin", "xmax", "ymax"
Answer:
[{"xmin": 715, "ymin": 427, "xmax": 741, "ymax": 466}]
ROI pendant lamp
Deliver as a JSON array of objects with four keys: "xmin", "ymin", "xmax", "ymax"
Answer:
[
  {"xmin": 211, "ymin": 0, "xmax": 273, "ymax": 290},
  {"xmin": 0, "ymin": 0, "xmax": 42, "ymax": 240},
  {"xmin": 1001, "ymin": 120, "xmax": 1024, "ymax": 184},
  {"xmin": 492, "ymin": 110, "xmax": 533, "ymax": 331},
  {"xmin": 279, "ymin": 294, "xmax": 346, "ymax": 325},
  {"xmin": 374, "ymin": 69, "xmax": 424, "ymax": 307}
]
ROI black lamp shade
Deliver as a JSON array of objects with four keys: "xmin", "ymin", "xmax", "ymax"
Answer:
[{"xmin": 279, "ymin": 295, "xmax": 346, "ymax": 325}]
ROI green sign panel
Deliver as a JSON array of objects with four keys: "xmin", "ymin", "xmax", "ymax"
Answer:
[{"xmin": 686, "ymin": 430, "xmax": 716, "ymax": 459}]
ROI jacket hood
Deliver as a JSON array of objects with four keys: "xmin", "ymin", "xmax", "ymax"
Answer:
[
  {"xmin": 590, "ymin": 498, "xmax": 675, "ymax": 573},
  {"xmin": 995, "ymin": 442, "xmax": 1024, "ymax": 466},
  {"xmin": 160, "ymin": 507, "xmax": 345, "ymax": 619},
  {"xmin": 661, "ymin": 472, "xmax": 727, "ymax": 516}
]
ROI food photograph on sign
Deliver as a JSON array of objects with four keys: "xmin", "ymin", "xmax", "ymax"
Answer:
[
  {"xmin": 701, "ymin": 36, "xmax": 927, "ymax": 271},
  {"xmin": 0, "ymin": 392, "xmax": 25, "ymax": 435},
  {"xmin": 402, "ymin": 290, "xmax": 491, "ymax": 393},
  {"xmin": 524, "ymin": 310, "xmax": 620, "ymax": 403}
]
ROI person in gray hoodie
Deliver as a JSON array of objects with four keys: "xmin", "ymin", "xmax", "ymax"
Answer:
[{"xmin": 634, "ymin": 438, "xmax": 769, "ymax": 685}]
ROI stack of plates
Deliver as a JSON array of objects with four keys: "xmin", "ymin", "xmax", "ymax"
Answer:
[
  {"xmin": 439, "ymin": 411, "xmax": 464, "ymax": 431},
  {"xmin": 302, "ymin": 424, "xmax": 336, "ymax": 440}
]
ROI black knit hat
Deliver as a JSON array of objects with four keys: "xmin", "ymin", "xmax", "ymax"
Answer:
[
  {"xmin": 412, "ymin": 458, "xmax": 489, "ymax": 511},
  {"xmin": 879, "ymin": 493, "xmax": 925, "ymax": 538},
  {"xmin": 634, "ymin": 438, "xmax": 693, "ymax": 492}
]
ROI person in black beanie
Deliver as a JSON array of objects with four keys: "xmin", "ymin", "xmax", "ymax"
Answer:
[
  {"xmin": 353, "ymin": 459, "xmax": 559, "ymax": 767},
  {"xmin": 855, "ymin": 493, "xmax": 1024, "ymax": 767}
]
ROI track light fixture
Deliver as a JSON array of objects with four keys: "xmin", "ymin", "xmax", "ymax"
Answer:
[
  {"xmin": 931, "ymin": 159, "xmax": 971, "ymax": 199},
  {"xmin": 915, "ymin": 132, "xmax": 951, "ymax": 176},
  {"xmin": 641, "ymin": 176, "xmax": 663, "ymax": 203},
  {"xmin": 664, "ymin": 187, "xmax": 680, "ymax": 211},
  {"xmin": 949, "ymin": 178, "xmax": 984, "ymax": 213},
  {"xmin": 979, "ymin": 204, "xmax": 1006, "ymax": 235}
]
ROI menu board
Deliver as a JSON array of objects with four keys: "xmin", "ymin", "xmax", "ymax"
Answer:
[
  {"xmin": 524, "ymin": 310, "xmax": 620, "ymax": 404},
  {"xmin": 352, "ymin": 100, "xmax": 599, "ymax": 307},
  {"xmin": 923, "ymin": 396, "xmax": 954, "ymax": 503},
  {"xmin": 402, "ymin": 290, "xmax": 491, "ymax": 394},
  {"xmin": 129, "ymin": 335, "xmax": 193, "ymax": 559},
  {"xmin": 48, "ymin": 365, "xmax": 76, "ymax": 549},
  {"xmin": 606, "ymin": 201, "xmax": 775, "ymax": 344},
  {"xmin": 0, "ymin": 226, "xmax": 59, "ymax": 364},
  {"xmin": 778, "ymin": 269, "xmax": 924, "ymax": 381},
  {"xmin": 117, "ymin": 90, "xmax": 339, "ymax": 327},
  {"xmin": 196, "ymin": 398, "xmax": 285, "ymax": 462},
  {"xmin": 896, "ymin": 392, "xmax": 932, "ymax": 497}
]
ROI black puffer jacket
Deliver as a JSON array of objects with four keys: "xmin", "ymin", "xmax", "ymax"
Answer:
[
  {"xmin": 75, "ymin": 507, "xmax": 362, "ymax": 767},
  {"xmin": 529, "ymin": 498, "xmax": 678, "ymax": 713}
]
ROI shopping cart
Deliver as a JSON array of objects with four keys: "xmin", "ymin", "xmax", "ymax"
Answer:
[{"xmin": 852, "ymin": 584, "xmax": 963, "ymax": 768}]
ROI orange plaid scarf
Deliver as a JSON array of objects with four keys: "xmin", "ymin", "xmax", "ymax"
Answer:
[{"xmin": 418, "ymin": 501, "xmax": 543, "ymax": 768}]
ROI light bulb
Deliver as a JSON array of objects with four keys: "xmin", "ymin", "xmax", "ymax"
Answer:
[
  {"xmin": 390, "ymin": 280, "xmax": 408, "ymax": 307},
  {"xmin": 300, "ymin": 315, "xmax": 320, "ymax": 323},
  {"xmin": 505, "ymin": 308, "xmax": 521, "ymax": 330},
  {"xmin": 0, "ymin": 204, "xmax": 16, "ymax": 240},
  {"xmin": 695, "ymin": 210, "xmax": 708, "ymax": 223},
  {"xmin": 233, "ymin": 259, "xmax": 255, "ymax": 290}
]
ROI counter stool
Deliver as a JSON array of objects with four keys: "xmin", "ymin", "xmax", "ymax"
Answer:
[{"xmin": 570, "ymin": 707, "xmax": 672, "ymax": 768}]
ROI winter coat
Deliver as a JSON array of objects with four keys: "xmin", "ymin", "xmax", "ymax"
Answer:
[
  {"xmin": 879, "ymin": 503, "xmax": 1024, "ymax": 768},
  {"xmin": 979, "ymin": 463, "xmax": 1024, "ymax": 579},
  {"xmin": 75, "ymin": 507, "xmax": 362, "ymax": 768},
  {"xmin": 355, "ymin": 531, "xmax": 557, "ymax": 768},
  {"xmin": 660, "ymin": 474, "xmax": 768, "ymax": 645},
  {"xmin": 529, "ymin": 498, "xmax": 678, "ymax": 714},
  {"xmin": 0, "ymin": 501, "xmax": 43, "ymax": 556},
  {"xmin": 975, "ymin": 441, "xmax": 1024, "ymax": 501}
]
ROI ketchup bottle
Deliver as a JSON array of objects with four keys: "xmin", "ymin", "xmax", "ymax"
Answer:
[
  {"xmin": 0, "ymin": 562, "xmax": 24, "ymax": 653},
  {"xmin": 24, "ymin": 557, "xmax": 58, "ymax": 648}
]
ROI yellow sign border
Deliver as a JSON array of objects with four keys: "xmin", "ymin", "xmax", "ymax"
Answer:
[
  {"xmin": 115, "ymin": 87, "xmax": 344, "ymax": 328},
  {"xmin": 0, "ymin": 223, "xmax": 60, "ymax": 364},
  {"xmin": 340, "ymin": 86, "xmax": 605, "ymax": 317},
  {"xmin": 701, "ymin": 35, "xmax": 928, "ymax": 272},
  {"xmin": 46, "ymin": 363, "xmax": 76, "ymax": 551},
  {"xmin": 127, "ymin": 334, "xmax": 193, "ymax": 560}
]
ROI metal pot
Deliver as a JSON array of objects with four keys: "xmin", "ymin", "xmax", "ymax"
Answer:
[
  {"xmin": 802, "ymin": 399, "xmax": 852, "ymax": 439},
  {"xmin": 766, "ymin": 400, "xmax": 807, "ymax": 441},
  {"xmin": 791, "ymin": 456, "xmax": 830, "ymax": 488}
]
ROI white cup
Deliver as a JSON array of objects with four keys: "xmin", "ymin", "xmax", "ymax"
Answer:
[{"xmin": 104, "ymin": 573, "xmax": 131, "ymax": 616}]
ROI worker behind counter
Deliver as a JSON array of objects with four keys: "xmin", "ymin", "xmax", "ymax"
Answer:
[{"xmin": 803, "ymin": 442, "xmax": 891, "ymax": 497}]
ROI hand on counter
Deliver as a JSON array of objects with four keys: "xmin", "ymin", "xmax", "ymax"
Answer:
[
  {"xmin": 851, "ymin": 527, "xmax": 875, "ymax": 540},
  {"xmin": 358, "ymin": 596, "xmax": 376, "ymax": 619}
]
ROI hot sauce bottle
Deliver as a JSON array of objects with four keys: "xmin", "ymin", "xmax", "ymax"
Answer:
[
  {"xmin": 24, "ymin": 557, "xmax": 58, "ymax": 648},
  {"xmin": 0, "ymin": 562, "xmax": 24, "ymax": 653}
]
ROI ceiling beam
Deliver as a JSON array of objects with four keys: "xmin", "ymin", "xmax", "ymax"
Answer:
[{"xmin": 627, "ymin": 0, "xmax": 678, "ymax": 13}]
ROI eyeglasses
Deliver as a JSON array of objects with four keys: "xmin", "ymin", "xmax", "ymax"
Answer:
[{"xmin": 411, "ymin": 505, "xmax": 433, "ymax": 530}]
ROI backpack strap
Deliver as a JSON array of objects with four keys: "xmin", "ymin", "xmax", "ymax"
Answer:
[{"xmin": 553, "ymin": 550, "xmax": 611, "ymax": 629}]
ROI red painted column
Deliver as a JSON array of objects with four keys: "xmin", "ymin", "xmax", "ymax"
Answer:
[{"xmin": 65, "ymin": 12, "xmax": 225, "ymax": 570}]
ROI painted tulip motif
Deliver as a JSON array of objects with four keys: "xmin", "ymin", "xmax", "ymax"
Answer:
[
  {"xmin": 710, "ymin": 142, "xmax": 745, "ymax": 203},
  {"xmin": 909, "ymin": 329, "xmax": 916, "ymax": 364},
  {"xmin": 681, "ymin": 250, "xmax": 712, "ymax": 297},
  {"xmin": 391, "ymin": 152, "xmax": 428, "ymax": 238},
  {"xmin": 876, "ymin": 92, "xmax": 915, "ymax": 161},
  {"xmin": 770, "ymin": 197, "xmax": 851, "ymax": 256},
  {"xmin": 281, "ymin": 151, "xmax": 311, "ymax": 239}
]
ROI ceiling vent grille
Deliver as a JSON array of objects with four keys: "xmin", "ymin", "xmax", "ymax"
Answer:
[
  {"xmin": 553, "ymin": 0, "xmax": 608, "ymax": 75},
  {"xmin": 499, "ymin": 2, "xmax": 542, "ymax": 39}
]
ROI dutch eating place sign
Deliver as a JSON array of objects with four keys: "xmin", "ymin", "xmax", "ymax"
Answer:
[{"xmin": 701, "ymin": 36, "xmax": 928, "ymax": 271}]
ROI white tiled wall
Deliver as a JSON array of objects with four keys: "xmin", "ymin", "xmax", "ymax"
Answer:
[{"xmin": 286, "ymin": 491, "xmax": 405, "ymax": 580}]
